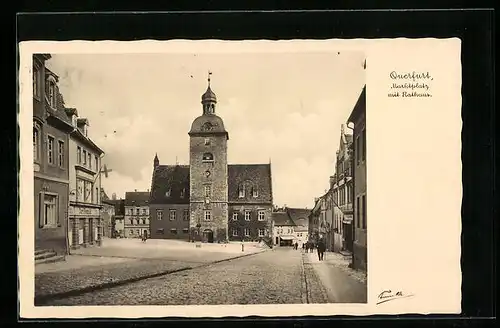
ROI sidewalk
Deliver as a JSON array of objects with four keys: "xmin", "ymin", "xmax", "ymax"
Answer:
[
  {"xmin": 303, "ymin": 251, "xmax": 367, "ymax": 303},
  {"xmin": 35, "ymin": 242, "xmax": 268, "ymax": 304}
]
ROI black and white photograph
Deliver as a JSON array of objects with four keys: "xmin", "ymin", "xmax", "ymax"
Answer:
[
  {"xmin": 19, "ymin": 39, "xmax": 463, "ymax": 318},
  {"xmin": 31, "ymin": 49, "xmax": 367, "ymax": 306}
]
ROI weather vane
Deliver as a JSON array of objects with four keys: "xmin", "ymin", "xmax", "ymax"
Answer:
[{"xmin": 208, "ymin": 70, "xmax": 212, "ymax": 86}]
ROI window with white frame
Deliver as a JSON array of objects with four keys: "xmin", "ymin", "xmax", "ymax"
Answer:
[
  {"xmin": 244, "ymin": 210, "xmax": 251, "ymax": 221},
  {"xmin": 232, "ymin": 228, "xmax": 238, "ymax": 236},
  {"xmin": 47, "ymin": 136, "xmax": 54, "ymax": 164},
  {"xmin": 244, "ymin": 228, "xmax": 250, "ymax": 236},
  {"xmin": 48, "ymin": 81, "xmax": 56, "ymax": 108},
  {"xmin": 136, "ymin": 208, "xmax": 140, "ymax": 215},
  {"xmin": 204, "ymin": 138, "xmax": 210, "ymax": 146},
  {"xmin": 232, "ymin": 212, "xmax": 238, "ymax": 221},
  {"xmin": 157, "ymin": 209, "xmax": 163, "ymax": 220},
  {"xmin": 183, "ymin": 209, "xmax": 189, "ymax": 221},
  {"xmin": 42, "ymin": 193, "xmax": 58, "ymax": 227},
  {"xmin": 258, "ymin": 211, "xmax": 265, "ymax": 221},
  {"xmin": 33, "ymin": 65, "xmax": 40, "ymax": 99},
  {"xmin": 83, "ymin": 149, "xmax": 87, "ymax": 165},
  {"xmin": 204, "ymin": 185, "xmax": 211, "ymax": 198},
  {"xmin": 204, "ymin": 210, "xmax": 212, "ymax": 221},
  {"xmin": 252, "ymin": 187, "xmax": 258, "ymax": 198},
  {"xmin": 77, "ymin": 146, "xmax": 82, "ymax": 164},
  {"xmin": 166, "ymin": 189, "xmax": 171, "ymax": 197},
  {"xmin": 142, "ymin": 208, "xmax": 147, "ymax": 215},
  {"xmin": 238, "ymin": 184, "xmax": 245, "ymax": 198},
  {"xmin": 33, "ymin": 127, "xmax": 39, "ymax": 161},
  {"xmin": 258, "ymin": 228, "xmax": 265, "ymax": 237},
  {"xmin": 169, "ymin": 209, "xmax": 176, "ymax": 221},
  {"xmin": 182, "ymin": 228, "xmax": 189, "ymax": 234},
  {"xmin": 58, "ymin": 140, "xmax": 64, "ymax": 167}
]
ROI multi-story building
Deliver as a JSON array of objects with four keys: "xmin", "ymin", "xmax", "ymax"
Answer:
[
  {"xmin": 286, "ymin": 208, "xmax": 310, "ymax": 246},
  {"xmin": 100, "ymin": 189, "xmax": 114, "ymax": 238},
  {"xmin": 112, "ymin": 198, "xmax": 125, "ymax": 238},
  {"xmin": 149, "ymin": 76, "xmax": 273, "ymax": 243},
  {"xmin": 66, "ymin": 108, "xmax": 105, "ymax": 249},
  {"xmin": 330, "ymin": 124, "xmax": 354, "ymax": 253},
  {"xmin": 124, "ymin": 191, "xmax": 150, "ymax": 238},
  {"xmin": 33, "ymin": 54, "xmax": 73, "ymax": 257},
  {"xmin": 271, "ymin": 211, "xmax": 296, "ymax": 246},
  {"xmin": 347, "ymin": 85, "xmax": 367, "ymax": 271}
]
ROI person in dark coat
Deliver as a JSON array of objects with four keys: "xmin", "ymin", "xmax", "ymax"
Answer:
[{"xmin": 317, "ymin": 238, "xmax": 326, "ymax": 261}]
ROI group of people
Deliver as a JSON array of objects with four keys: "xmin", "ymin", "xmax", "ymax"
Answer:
[{"xmin": 293, "ymin": 239, "xmax": 327, "ymax": 261}]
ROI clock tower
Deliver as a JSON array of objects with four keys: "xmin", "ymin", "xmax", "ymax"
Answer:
[{"xmin": 188, "ymin": 72, "xmax": 229, "ymax": 243}]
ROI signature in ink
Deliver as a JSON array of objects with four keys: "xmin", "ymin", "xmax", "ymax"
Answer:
[{"xmin": 376, "ymin": 290, "xmax": 415, "ymax": 305}]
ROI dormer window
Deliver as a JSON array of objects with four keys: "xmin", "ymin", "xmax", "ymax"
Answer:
[
  {"xmin": 48, "ymin": 81, "xmax": 56, "ymax": 108},
  {"xmin": 252, "ymin": 187, "xmax": 258, "ymax": 198},
  {"xmin": 202, "ymin": 152, "xmax": 214, "ymax": 162},
  {"xmin": 238, "ymin": 184, "xmax": 245, "ymax": 198},
  {"xmin": 180, "ymin": 188, "xmax": 185, "ymax": 198},
  {"xmin": 204, "ymin": 138, "xmax": 210, "ymax": 146}
]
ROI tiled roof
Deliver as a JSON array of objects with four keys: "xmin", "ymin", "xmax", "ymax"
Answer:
[
  {"xmin": 124, "ymin": 191, "xmax": 151, "ymax": 206},
  {"xmin": 149, "ymin": 163, "xmax": 273, "ymax": 205},
  {"xmin": 286, "ymin": 208, "xmax": 310, "ymax": 226},
  {"xmin": 228, "ymin": 164, "xmax": 272, "ymax": 203},
  {"xmin": 272, "ymin": 212, "xmax": 296, "ymax": 226},
  {"xmin": 149, "ymin": 165, "xmax": 190, "ymax": 204}
]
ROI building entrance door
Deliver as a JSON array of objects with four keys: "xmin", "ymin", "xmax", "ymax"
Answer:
[
  {"xmin": 203, "ymin": 229, "xmax": 214, "ymax": 243},
  {"xmin": 89, "ymin": 219, "xmax": 94, "ymax": 244}
]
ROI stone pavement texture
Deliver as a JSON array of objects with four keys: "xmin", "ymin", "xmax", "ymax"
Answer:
[
  {"xmin": 304, "ymin": 251, "xmax": 367, "ymax": 303},
  {"xmin": 35, "ymin": 239, "xmax": 267, "ymax": 303},
  {"xmin": 41, "ymin": 248, "xmax": 329, "ymax": 306}
]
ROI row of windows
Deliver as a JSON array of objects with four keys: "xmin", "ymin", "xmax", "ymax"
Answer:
[
  {"xmin": 33, "ymin": 129, "xmax": 65, "ymax": 168},
  {"xmin": 232, "ymin": 211, "xmax": 266, "ymax": 221},
  {"xmin": 33, "ymin": 65, "xmax": 57, "ymax": 109},
  {"xmin": 76, "ymin": 177, "xmax": 99, "ymax": 204},
  {"xmin": 157, "ymin": 209, "xmax": 190, "ymax": 221},
  {"xmin": 77, "ymin": 146, "xmax": 99, "ymax": 172},
  {"xmin": 232, "ymin": 228, "xmax": 266, "ymax": 237},
  {"xmin": 128, "ymin": 208, "xmax": 149, "ymax": 216},
  {"xmin": 127, "ymin": 218, "xmax": 149, "ymax": 225},
  {"xmin": 276, "ymin": 228, "xmax": 293, "ymax": 234},
  {"xmin": 163, "ymin": 184, "xmax": 260, "ymax": 199},
  {"xmin": 356, "ymin": 194, "xmax": 367, "ymax": 229},
  {"xmin": 157, "ymin": 228, "xmax": 189, "ymax": 235},
  {"xmin": 333, "ymin": 184, "xmax": 352, "ymax": 207}
]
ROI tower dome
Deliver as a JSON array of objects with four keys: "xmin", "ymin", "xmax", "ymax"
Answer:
[{"xmin": 201, "ymin": 86, "xmax": 217, "ymax": 104}]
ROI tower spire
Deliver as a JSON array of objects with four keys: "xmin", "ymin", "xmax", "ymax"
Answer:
[{"xmin": 208, "ymin": 70, "xmax": 212, "ymax": 87}]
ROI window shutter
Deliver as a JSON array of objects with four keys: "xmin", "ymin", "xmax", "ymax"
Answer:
[{"xmin": 38, "ymin": 192, "xmax": 45, "ymax": 228}]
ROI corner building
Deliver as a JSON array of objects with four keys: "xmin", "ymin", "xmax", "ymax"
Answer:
[{"xmin": 150, "ymin": 77, "xmax": 273, "ymax": 243}]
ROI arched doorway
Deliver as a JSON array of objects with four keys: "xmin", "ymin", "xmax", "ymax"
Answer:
[{"xmin": 203, "ymin": 229, "xmax": 214, "ymax": 243}]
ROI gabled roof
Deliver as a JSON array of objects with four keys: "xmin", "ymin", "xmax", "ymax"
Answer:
[
  {"xmin": 286, "ymin": 208, "xmax": 310, "ymax": 226},
  {"xmin": 347, "ymin": 85, "xmax": 366, "ymax": 124},
  {"xmin": 228, "ymin": 164, "xmax": 272, "ymax": 203},
  {"xmin": 150, "ymin": 165, "xmax": 190, "ymax": 204},
  {"xmin": 124, "ymin": 191, "xmax": 150, "ymax": 207},
  {"xmin": 272, "ymin": 212, "xmax": 296, "ymax": 226}
]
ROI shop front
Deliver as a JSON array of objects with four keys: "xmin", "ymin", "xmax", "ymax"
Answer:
[
  {"xmin": 279, "ymin": 235, "xmax": 295, "ymax": 246},
  {"xmin": 69, "ymin": 203, "xmax": 102, "ymax": 249}
]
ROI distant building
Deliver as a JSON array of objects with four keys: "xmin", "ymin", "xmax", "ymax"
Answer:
[
  {"xmin": 124, "ymin": 191, "xmax": 150, "ymax": 238},
  {"xmin": 149, "ymin": 75, "xmax": 273, "ymax": 243},
  {"xmin": 347, "ymin": 85, "xmax": 367, "ymax": 271},
  {"xmin": 33, "ymin": 54, "xmax": 73, "ymax": 256},
  {"xmin": 272, "ymin": 212, "xmax": 295, "ymax": 246},
  {"xmin": 112, "ymin": 198, "xmax": 125, "ymax": 238},
  {"xmin": 100, "ymin": 189, "xmax": 114, "ymax": 238},
  {"xmin": 286, "ymin": 208, "xmax": 310, "ymax": 245}
]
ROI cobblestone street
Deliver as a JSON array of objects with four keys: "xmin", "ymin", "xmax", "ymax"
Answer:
[{"xmin": 41, "ymin": 247, "xmax": 366, "ymax": 306}]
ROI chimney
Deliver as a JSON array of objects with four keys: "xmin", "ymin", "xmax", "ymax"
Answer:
[{"xmin": 112, "ymin": 193, "xmax": 117, "ymax": 200}]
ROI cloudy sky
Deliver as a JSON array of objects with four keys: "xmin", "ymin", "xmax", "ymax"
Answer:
[{"xmin": 46, "ymin": 51, "xmax": 365, "ymax": 208}]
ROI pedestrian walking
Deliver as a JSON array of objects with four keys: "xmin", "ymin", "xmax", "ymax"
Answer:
[
  {"xmin": 294, "ymin": 242, "xmax": 298, "ymax": 250},
  {"xmin": 302, "ymin": 243, "xmax": 305, "ymax": 252},
  {"xmin": 317, "ymin": 238, "xmax": 326, "ymax": 261}
]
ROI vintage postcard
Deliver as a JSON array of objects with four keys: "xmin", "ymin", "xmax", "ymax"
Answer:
[{"xmin": 18, "ymin": 39, "xmax": 462, "ymax": 318}]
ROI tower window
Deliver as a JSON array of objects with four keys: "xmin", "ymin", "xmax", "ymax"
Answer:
[
  {"xmin": 202, "ymin": 152, "xmax": 214, "ymax": 162},
  {"xmin": 204, "ymin": 138, "xmax": 211, "ymax": 146}
]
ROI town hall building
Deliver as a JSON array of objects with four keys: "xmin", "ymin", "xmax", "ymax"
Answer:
[{"xmin": 149, "ymin": 75, "xmax": 273, "ymax": 243}]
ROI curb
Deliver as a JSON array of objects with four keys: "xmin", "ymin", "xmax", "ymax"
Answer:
[{"xmin": 35, "ymin": 249, "xmax": 267, "ymax": 305}]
